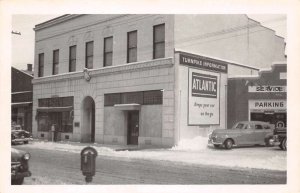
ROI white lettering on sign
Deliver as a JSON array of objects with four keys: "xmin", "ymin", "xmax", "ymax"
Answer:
[
  {"xmin": 188, "ymin": 68, "xmax": 220, "ymax": 125},
  {"xmin": 249, "ymin": 100, "xmax": 286, "ymax": 110},
  {"xmin": 248, "ymin": 86, "xmax": 286, "ymax": 93}
]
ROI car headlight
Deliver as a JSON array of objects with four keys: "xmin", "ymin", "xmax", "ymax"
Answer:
[{"xmin": 23, "ymin": 153, "xmax": 30, "ymax": 160}]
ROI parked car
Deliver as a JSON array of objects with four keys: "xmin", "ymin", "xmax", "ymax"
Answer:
[
  {"xmin": 11, "ymin": 148, "xmax": 31, "ymax": 185},
  {"xmin": 11, "ymin": 125, "xmax": 33, "ymax": 145},
  {"xmin": 208, "ymin": 121, "xmax": 274, "ymax": 149},
  {"xmin": 272, "ymin": 126, "xmax": 287, "ymax": 151}
]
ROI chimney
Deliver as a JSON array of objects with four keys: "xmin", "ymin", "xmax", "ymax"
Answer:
[{"xmin": 27, "ymin": 64, "xmax": 32, "ymax": 71}]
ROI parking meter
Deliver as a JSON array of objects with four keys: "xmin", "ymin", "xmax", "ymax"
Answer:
[{"xmin": 80, "ymin": 146, "xmax": 98, "ymax": 183}]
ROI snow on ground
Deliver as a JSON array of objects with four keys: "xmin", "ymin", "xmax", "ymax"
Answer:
[{"xmin": 22, "ymin": 137, "xmax": 286, "ymax": 171}]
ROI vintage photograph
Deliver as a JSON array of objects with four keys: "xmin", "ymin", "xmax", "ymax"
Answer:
[{"xmin": 10, "ymin": 14, "xmax": 287, "ymax": 185}]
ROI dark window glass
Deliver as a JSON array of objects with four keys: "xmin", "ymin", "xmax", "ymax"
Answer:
[
  {"xmin": 104, "ymin": 36, "xmax": 113, "ymax": 67},
  {"xmin": 121, "ymin": 92, "xmax": 143, "ymax": 104},
  {"xmin": 86, "ymin": 41, "xmax": 93, "ymax": 69},
  {"xmin": 52, "ymin": 50, "xmax": 59, "ymax": 75},
  {"xmin": 38, "ymin": 53, "xmax": 44, "ymax": 77},
  {"xmin": 104, "ymin": 93, "xmax": 121, "ymax": 106},
  {"xmin": 127, "ymin": 31, "xmax": 137, "ymax": 63},
  {"xmin": 69, "ymin": 45, "xmax": 76, "ymax": 72},
  {"xmin": 153, "ymin": 24, "xmax": 165, "ymax": 59},
  {"xmin": 255, "ymin": 125, "xmax": 263, "ymax": 130},
  {"xmin": 38, "ymin": 112, "xmax": 49, "ymax": 131},
  {"xmin": 143, "ymin": 90, "xmax": 163, "ymax": 105},
  {"xmin": 62, "ymin": 111, "xmax": 73, "ymax": 133}
]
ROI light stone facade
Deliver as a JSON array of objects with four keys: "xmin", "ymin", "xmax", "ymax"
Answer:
[{"xmin": 32, "ymin": 14, "xmax": 286, "ymax": 147}]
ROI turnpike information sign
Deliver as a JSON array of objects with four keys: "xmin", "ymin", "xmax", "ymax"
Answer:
[
  {"xmin": 180, "ymin": 53, "xmax": 228, "ymax": 73},
  {"xmin": 188, "ymin": 68, "xmax": 220, "ymax": 125}
]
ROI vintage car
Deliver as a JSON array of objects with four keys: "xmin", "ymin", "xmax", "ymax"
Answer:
[
  {"xmin": 11, "ymin": 148, "xmax": 31, "ymax": 185},
  {"xmin": 11, "ymin": 125, "xmax": 33, "ymax": 145},
  {"xmin": 208, "ymin": 121, "xmax": 274, "ymax": 149}
]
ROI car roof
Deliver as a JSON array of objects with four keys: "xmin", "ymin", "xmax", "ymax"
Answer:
[{"xmin": 237, "ymin": 121, "xmax": 270, "ymax": 125}]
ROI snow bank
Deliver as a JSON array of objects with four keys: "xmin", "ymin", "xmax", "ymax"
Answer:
[{"xmin": 171, "ymin": 136, "xmax": 209, "ymax": 151}]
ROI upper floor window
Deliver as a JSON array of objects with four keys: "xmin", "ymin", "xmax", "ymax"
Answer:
[
  {"xmin": 52, "ymin": 49, "xmax": 59, "ymax": 75},
  {"xmin": 153, "ymin": 24, "xmax": 165, "ymax": 59},
  {"xmin": 127, "ymin": 31, "xmax": 137, "ymax": 63},
  {"xmin": 69, "ymin": 45, "xmax": 76, "ymax": 72},
  {"xmin": 104, "ymin": 36, "xmax": 113, "ymax": 67},
  {"xmin": 85, "ymin": 41, "xmax": 94, "ymax": 69},
  {"xmin": 38, "ymin": 53, "xmax": 44, "ymax": 77}
]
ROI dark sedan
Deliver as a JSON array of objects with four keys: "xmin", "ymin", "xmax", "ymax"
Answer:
[{"xmin": 11, "ymin": 148, "xmax": 31, "ymax": 185}]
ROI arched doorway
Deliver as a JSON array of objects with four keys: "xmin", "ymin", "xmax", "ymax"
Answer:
[{"xmin": 81, "ymin": 96, "xmax": 95, "ymax": 143}]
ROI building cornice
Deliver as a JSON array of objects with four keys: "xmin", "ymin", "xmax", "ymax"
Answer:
[
  {"xmin": 32, "ymin": 58, "xmax": 174, "ymax": 85},
  {"xmin": 34, "ymin": 15, "xmax": 83, "ymax": 31}
]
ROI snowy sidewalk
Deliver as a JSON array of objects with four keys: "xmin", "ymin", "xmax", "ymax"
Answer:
[{"xmin": 21, "ymin": 137, "xmax": 286, "ymax": 171}]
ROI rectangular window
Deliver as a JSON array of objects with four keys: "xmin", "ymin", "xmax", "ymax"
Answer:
[
  {"xmin": 143, "ymin": 90, "xmax": 163, "ymax": 105},
  {"xmin": 69, "ymin": 45, "xmax": 76, "ymax": 72},
  {"xmin": 52, "ymin": 49, "xmax": 59, "ymax": 75},
  {"xmin": 127, "ymin": 31, "xmax": 137, "ymax": 63},
  {"xmin": 104, "ymin": 36, "xmax": 113, "ymax": 67},
  {"xmin": 153, "ymin": 24, "xmax": 165, "ymax": 59},
  {"xmin": 38, "ymin": 53, "xmax": 44, "ymax": 77},
  {"xmin": 85, "ymin": 41, "xmax": 94, "ymax": 69},
  {"xmin": 104, "ymin": 93, "xmax": 121, "ymax": 106}
]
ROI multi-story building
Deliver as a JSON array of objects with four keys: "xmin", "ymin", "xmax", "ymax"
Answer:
[
  {"xmin": 32, "ymin": 14, "xmax": 286, "ymax": 146},
  {"xmin": 11, "ymin": 64, "xmax": 33, "ymax": 132}
]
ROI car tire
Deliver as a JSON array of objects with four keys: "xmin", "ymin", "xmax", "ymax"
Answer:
[
  {"xmin": 12, "ymin": 177, "xmax": 24, "ymax": 185},
  {"xmin": 280, "ymin": 138, "xmax": 287, "ymax": 151},
  {"xmin": 24, "ymin": 141, "xmax": 29, "ymax": 144},
  {"xmin": 265, "ymin": 137, "xmax": 274, "ymax": 147},
  {"xmin": 224, "ymin": 139, "xmax": 233, "ymax": 150}
]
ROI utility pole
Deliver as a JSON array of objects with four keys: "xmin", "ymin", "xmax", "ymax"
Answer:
[{"xmin": 11, "ymin": 31, "xmax": 21, "ymax": 35}]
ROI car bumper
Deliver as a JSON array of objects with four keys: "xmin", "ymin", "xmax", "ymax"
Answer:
[
  {"xmin": 11, "ymin": 171, "xmax": 31, "ymax": 179},
  {"xmin": 12, "ymin": 138, "xmax": 33, "ymax": 143},
  {"xmin": 208, "ymin": 139, "xmax": 223, "ymax": 145}
]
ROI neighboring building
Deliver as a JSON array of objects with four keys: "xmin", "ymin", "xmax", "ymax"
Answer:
[
  {"xmin": 227, "ymin": 63, "xmax": 287, "ymax": 129},
  {"xmin": 11, "ymin": 66, "xmax": 33, "ymax": 132},
  {"xmin": 32, "ymin": 14, "xmax": 286, "ymax": 146}
]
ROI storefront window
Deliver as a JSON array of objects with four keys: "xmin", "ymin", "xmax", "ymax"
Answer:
[{"xmin": 38, "ymin": 112, "xmax": 50, "ymax": 131}]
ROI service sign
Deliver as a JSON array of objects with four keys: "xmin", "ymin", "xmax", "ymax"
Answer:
[
  {"xmin": 188, "ymin": 68, "xmax": 220, "ymax": 125},
  {"xmin": 248, "ymin": 86, "xmax": 286, "ymax": 93}
]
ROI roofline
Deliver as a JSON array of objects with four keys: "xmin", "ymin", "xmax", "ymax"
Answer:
[
  {"xmin": 11, "ymin": 66, "xmax": 34, "ymax": 78},
  {"xmin": 245, "ymin": 14, "xmax": 286, "ymax": 40},
  {"xmin": 34, "ymin": 14, "xmax": 83, "ymax": 31},
  {"xmin": 228, "ymin": 62, "xmax": 286, "ymax": 79}
]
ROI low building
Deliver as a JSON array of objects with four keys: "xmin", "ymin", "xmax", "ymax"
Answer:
[
  {"xmin": 32, "ymin": 14, "xmax": 285, "ymax": 146},
  {"xmin": 227, "ymin": 63, "xmax": 287, "ymax": 129},
  {"xmin": 11, "ymin": 65, "xmax": 33, "ymax": 132}
]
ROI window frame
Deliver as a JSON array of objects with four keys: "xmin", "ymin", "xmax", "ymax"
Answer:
[
  {"xmin": 85, "ymin": 41, "xmax": 94, "ymax": 69},
  {"xmin": 69, "ymin": 45, "xmax": 77, "ymax": 72},
  {"xmin": 127, "ymin": 30, "xmax": 137, "ymax": 63},
  {"xmin": 153, "ymin": 23, "xmax": 165, "ymax": 59},
  {"xmin": 38, "ymin": 53, "xmax": 44, "ymax": 77},
  {"xmin": 52, "ymin": 49, "xmax": 59, "ymax": 75},
  {"xmin": 104, "ymin": 36, "xmax": 113, "ymax": 67}
]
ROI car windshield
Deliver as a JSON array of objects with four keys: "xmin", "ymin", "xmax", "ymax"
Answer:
[{"xmin": 232, "ymin": 123, "xmax": 244, "ymax": 129}]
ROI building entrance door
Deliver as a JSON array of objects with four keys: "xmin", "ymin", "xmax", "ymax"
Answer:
[
  {"xmin": 127, "ymin": 111, "xmax": 139, "ymax": 145},
  {"xmin": 49, "ymin": 112, "xmax": 62, "ymax": 141}
]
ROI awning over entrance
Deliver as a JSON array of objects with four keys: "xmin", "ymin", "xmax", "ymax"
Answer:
[
  {"xmin": 114, "ymin": 103, "xmax": 141, "ymax": 111},
  {"xmin": 37, "ymin": 106, "xmax": 73, "ymax": 112}
]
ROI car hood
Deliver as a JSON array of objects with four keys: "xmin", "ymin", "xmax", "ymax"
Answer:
[{"xmin": 11, "ymin": 148, "xmax": 25, "ymax": 162}]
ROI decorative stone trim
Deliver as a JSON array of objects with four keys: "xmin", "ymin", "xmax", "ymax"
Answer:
[{"xmin": 32, "ymin": 57, "xmax": 174, "ymax": 85}]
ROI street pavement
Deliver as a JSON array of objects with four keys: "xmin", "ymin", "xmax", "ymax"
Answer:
[{"xmin": 13, "ymin": 145, "xmax": 286, "ymax": 184}]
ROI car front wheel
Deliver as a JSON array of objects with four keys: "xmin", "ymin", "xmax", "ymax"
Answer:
[
  {"xmin": 265, "ymin": 137, "xmax": 274, "ymax": 147},
  {"xmin": 224, "ymin": 139, "xmax": 233, "ymax": 150},
  {"xmin": 279, "ymin": 138, "xmax": 287, "ymax": 151},
  {"xmin": 12, "ymin": 177, "xmax": 24, "ymax": 185}
]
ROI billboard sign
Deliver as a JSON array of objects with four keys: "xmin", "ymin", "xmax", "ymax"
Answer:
[{"xmin": 188, "ymin": 68, "xmax": 220, "ymax": 125}]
